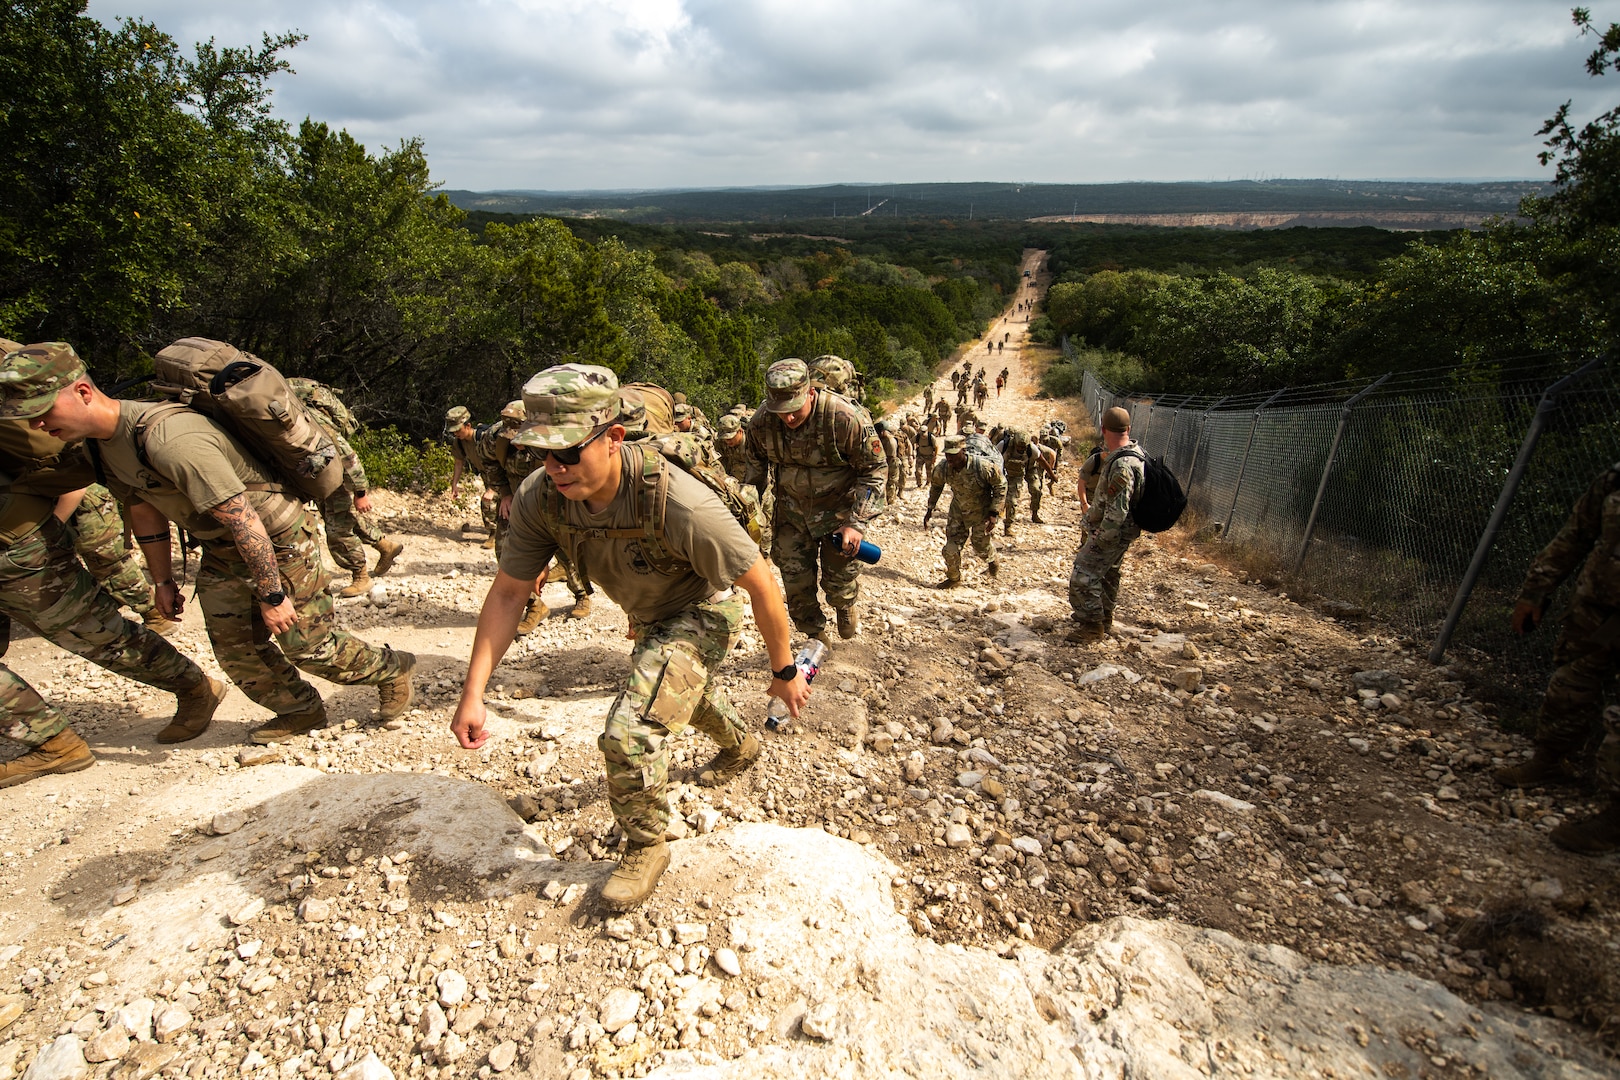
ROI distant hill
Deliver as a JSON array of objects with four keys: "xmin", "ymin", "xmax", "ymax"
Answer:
[{"xmin": 441, "ymin": 179, "xmax": 1547, "ymax": 229}]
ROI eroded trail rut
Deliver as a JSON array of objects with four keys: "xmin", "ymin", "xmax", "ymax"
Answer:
[{"xmin": 1, "ymin": 250, "xmax": 1616, "ymax": 1079}]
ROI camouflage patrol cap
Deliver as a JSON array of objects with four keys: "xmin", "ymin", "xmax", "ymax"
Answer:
[
  {"xmin": 500, "ymin": 399, "xmax": 526, "ymax": 423},
  {"xmin": 0, "ymin": 343, "xmax": 88, "ymax": 419},
  {"xmin": 943, "ymin": 434, "xmax": 967, "ymax": 455},
  {"xmin": 716, "ymin": 413, "xmax": 742, "ymax": 436},
  {"xmin": 1102, "ymin": 406, "xmax": 1132, "ymax": 433},
  {"xmin": 764, "ymin": 358, "xmax": 812, "ymax": 414},
  {"xmin": 673, "ymin": 403, "xmax": 692, "ymax": 419},
  {"xmin": 810, "ymin": 354, "xmax": 855, "ymax": 393},
  {"xmin": 443, "ymin": 405, "xmax": 472, "ymax": 435},
  {"xmin": 617, "ymin": 387, "xmax": 648, "ymax": 437},
  {"xmin": 512, "ymin": 364, "xmax": 621, "ymax": 450}
]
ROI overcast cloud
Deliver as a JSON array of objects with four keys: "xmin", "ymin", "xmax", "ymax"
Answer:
[{"xmin": 86, "ymin": 0, "xmax": 1609, "ymax": 190}]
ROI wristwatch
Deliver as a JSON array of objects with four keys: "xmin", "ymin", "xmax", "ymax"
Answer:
[
  {"xmin": 772, "ymin": 663, "xmax": 799, "ymax": 682},
  {"xmin": 259, "ymin": 590, "xmax": 287, "ymax": 607}
]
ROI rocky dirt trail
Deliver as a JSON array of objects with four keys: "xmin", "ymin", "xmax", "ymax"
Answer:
[{"xmin": 1, "ymin": 250, "xmax": 1617, "ymax": 1079}]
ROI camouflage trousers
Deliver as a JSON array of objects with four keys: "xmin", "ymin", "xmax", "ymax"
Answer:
[
  {"xmin": 479, "ymin": 491, "xmax": 501, "ymax": 537},
  {"xmin": 772, "ymin": 512, "xmax": 860, "ymax": 637},
  {"xmin": 943, "ymin": 507, "xmax": 995, "ymax": 582},
  {"xmin": 495, "ymin": 518, "xmax": 590, "ymax": 599},
  {"xmin": 1068, "ymin": 531, "xmax": 1138, "ymax": 628},
  {"xmin": 0, "ymin": 518, "xmax": 204, "ymax": 748},
  {"xmin": 318, "ymin": 488, "xmax": 384, "ymax": 575},
  {"xmin": 1531, "ymin": 598, "xmax": 1619, "ymax": 792},
  {"xmin": 885, "ymin": 458, "xmax": 904, "ymax": 506},
  {"xmin": 69, "ymin": 485, "xmax": 157, "ymax": 618},
  {"xmin": 915, "ymin": 451, "xmax": 937, "ymax": 490},
  {"xmin": 196, "ymin": 514, "xmax": 405, "ymax": 718},
  {"xmin": 599, "ymin": 594, "xmax": 748, "ymax": 845},
  {"xmin": 1002, "ymin": 465, "xmax": 1043, "ymax": 523}
]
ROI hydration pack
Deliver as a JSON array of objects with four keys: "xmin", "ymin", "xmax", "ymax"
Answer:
[{"xmin": 1122, "ymin": 449, "xmax": 1187, "ymax": 533}]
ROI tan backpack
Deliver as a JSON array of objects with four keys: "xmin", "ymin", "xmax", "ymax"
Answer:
[
  {"xmin": 622, "ymin": 382, "xmax": 676, "ymax": 435},
  {"xmin": 145, "ymin": 338, "xmax": 344, "ymax": 501}
]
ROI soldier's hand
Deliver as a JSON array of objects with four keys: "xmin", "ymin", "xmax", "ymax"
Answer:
[
  {"xmin": 354, "ymin": 493, "xmax": 374, "ymax": 514},
  {"xmin": 450, "ymin": 484, "xmax": 461, "ymax": 501},
  {"xmin": 154, "ymin": 580, "xmax": 185, "ymax": 620},
  {"xmin": 1511, "ymin": 600, "xmax": 1541, "ymax": 635},
  {"xmin": 768, "ymin": 671, "xmax": 812, "ymax": 718},
  {"xmin": 451, "ymin": 698, "xmax": 489, "ymax": 749},
  {"xmin": 832, "ymin": 526, "xmax": 863, "ymax": 557},
  {"xmin": 983, "ymin": 515, "xmax": 998, "ymax": 532},
  {"xmin": 499, "ymin": 495, "xmax": 513, "ymax": 521},
  {"xmin": 261, "ymin": 597, "xmax": 297, "ymax": 635}
]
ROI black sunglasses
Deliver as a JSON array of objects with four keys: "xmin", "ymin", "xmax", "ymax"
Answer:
[{"xmin": 544, "ymin": 425, "xmax": 608, "ymax": 466}]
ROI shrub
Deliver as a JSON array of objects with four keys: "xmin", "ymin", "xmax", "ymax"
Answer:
[{"xmin": 352, "ymin": 425, "xmax": 455, "ymax": 494}]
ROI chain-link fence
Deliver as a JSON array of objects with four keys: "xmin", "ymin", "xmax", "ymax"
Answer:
[{"xmin": 1077, "ymin": 354, "xmax": 1619, "ymax": 704}]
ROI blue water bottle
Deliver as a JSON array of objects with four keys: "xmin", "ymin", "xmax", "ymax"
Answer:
[{"xmin": 853, "ymin": 540, "xmax": 881, "ymax": 565}]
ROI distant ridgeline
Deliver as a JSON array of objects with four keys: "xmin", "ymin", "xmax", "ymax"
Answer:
[{"xmin": 443, "ymin": 180, "xmax": 1548, "ymax": 230}]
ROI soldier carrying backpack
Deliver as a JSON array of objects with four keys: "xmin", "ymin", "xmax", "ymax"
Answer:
[{"xmin": 450, "ymin": 364, "xmax": 810, "ymax": 912}]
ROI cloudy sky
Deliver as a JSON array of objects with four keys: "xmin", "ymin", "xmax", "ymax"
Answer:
[{"xmin": 87, "ymin": 0, "xmax": 1609, "ymax": 191}]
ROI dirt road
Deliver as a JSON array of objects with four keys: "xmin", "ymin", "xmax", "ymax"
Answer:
[{"xmin": 0, "ymin": 254, "xmax": 1615, "ymax": 1076}]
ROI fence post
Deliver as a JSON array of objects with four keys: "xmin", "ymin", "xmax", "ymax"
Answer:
[
  {"xmin": 1139, "ymin": 402, "xmax": 1156, "ymax": 446},
  {"xmin": 1428, "ymin": 354, "xmax": 1607, "ymax": 664},
  {"xmin": 1222, "ymin": 388, "xmax": 1289, "ymax": 538},
  {"xmin": 1184, "ymin": 397, "xmax": 1226, "ymax": 503},
  {"xmin": 1293, "ymin": 373, "xmax": 1392, "ymax": 575}
]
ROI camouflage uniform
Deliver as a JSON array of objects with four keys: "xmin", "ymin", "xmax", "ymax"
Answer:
[
  {"xmin": 67, "ymin": 484, "xmax": 159, "ymax": 619},
  {"xmin": 877, "ymin": 424, "xmax": 902, "ymax": 507},
  {"xmin": 744, "ymin": 361, "xmax": 886, "ymax": 638},
  {"xmin": 0, "ymin": 420, "xmax": 208, "ymax": 749},
  {"xmin": 1515, "ymin": 463, "xmax": 1620, "ymax": 793},
  {"xmin": 914, "ymin": 428, "xmax": 940, "ymax": 488},
  {"xmin": 602, "ymin": 595, "xmax": 748, "ymax": 843},
  {"xmin": 291, "ymin": 382, "xmax": 385, "ymax": 577},
  {"xmin": 1069, "ymin": 443, "xmax": 1145, "ymax": 629},
  {"xmin": 445, "ymin": 407, "xmax": 500, "ymax": 537},
  {"xmin": 922, "ymin": 384, "xmax": 935, "ymax": 414},
  {"xmin": 996, "ymin": 428, "xmax": 1043, "ymax": 527},
  {"xmin": 926, "ymin": 446, "xmax": 1006, "ymax": 583},
  {"xmin": 192, "ymin": 514, "xmax": 403, "ymax": 716},
  {"xmin": 712, "ymin": 414, "xmax": 772, "ymax": 554},
  {"xmin": 503, "ymin": 365, "xmax": 758, "ymax": 853}
]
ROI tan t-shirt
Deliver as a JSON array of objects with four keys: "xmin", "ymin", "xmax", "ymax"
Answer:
[
  {"xmin": 501, "ymin": 443, "xmax": 761, "ymax": 625},
  {"xmin": 98, "ymin": 401, "xmax": 304, "ymax": 540}
]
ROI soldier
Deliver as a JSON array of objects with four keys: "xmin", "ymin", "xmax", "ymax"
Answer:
[
  {"xmin": 482, "ymin": 400, "xmax": 593, "ymax": 630},
  {"xmin": 15, "ymin": 343, "xmax": 415, "ymax": 745},
  {"xmin": 973, "ymin": 376, "xmax": 989, "ymax": 410},
  {"xmin": 0, "ymin": 362, "xmax": 227, "ymax": 787},
  {"xmin": 291, "ymin": 381, "xmax": 405, "ymax": 598},
  {"xmin": 955, "ymin": 373, "xmax": 970, "ymax": 407},
  {"xmin": 1497, "ymin": 462, "xmax": 1620, "ymax": 853},
  {"xmin": 745, "ymin": 359, "xmax": 885, "ymax": 646},
  {"xmin": 714, "ymin": 413, "xmax": 749, "ymax": 483},
  {"xmin": 61, "ymin": 483, "xmax": 174, "ymax": 634},
  {"xmin": 913, "ymin": 421, "xmax": 940, "ymax": 489},
  {"xmin": 451, "ymin": 365, "xmax": 810, "ymax": 909},
  {"xmin": 876, "ymin": 420, "xmax": 902, "ymax": 508},
  {"xmin": 923, "ymin": 434, "xmax": 1005, "ymax": 588},
  {"xmin": 810, "ymin": 355, "xmax": 858, "ymax": 398},
  {"xmin": 931, "ymin": 398, "xmax": 951, "ymax": 435},
  {"xmin": 922, "ymin": 383, "xmax": 935, "ymax": 414},
  {"xmin": 1067, "ymin": 408, "xmax": 1144, "ymax": 642},
  {"xmin": 995, "ymin": 426, "xmax": 1050, "ymax": 532},
  {"xmin": 445, "ymin": 406, "xmax": 500, "ymax": 548}
]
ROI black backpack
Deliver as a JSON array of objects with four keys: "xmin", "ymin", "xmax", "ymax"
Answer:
[{"xmin": 1121, "ymin": 449, "xmax": 1187, "ymax": 532}]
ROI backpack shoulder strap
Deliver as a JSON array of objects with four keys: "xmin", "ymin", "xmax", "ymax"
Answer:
[{"xmin": 541, "ymin": 445, "xmax": 673, "ymax": 566}]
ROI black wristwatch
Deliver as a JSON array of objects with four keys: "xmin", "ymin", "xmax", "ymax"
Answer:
[
  {"xmin": 259, "ymin": 590, "xmax": 287, "ymax": 607},
  {"xmin": 772, "ymin": 663, "xmax": 799, "ymax": 682}
]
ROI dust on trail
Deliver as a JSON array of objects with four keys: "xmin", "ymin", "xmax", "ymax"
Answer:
[{"xmin": 0, "ymin": 249, "xmax": 1616, "ymax": 1078}]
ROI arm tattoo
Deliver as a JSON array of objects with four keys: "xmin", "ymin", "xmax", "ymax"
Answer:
[{"xmin": 210, "ymin": 494, "xmax": 282, "ymax": 598}]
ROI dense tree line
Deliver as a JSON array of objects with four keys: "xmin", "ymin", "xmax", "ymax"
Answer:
[
  {"xmin": 0, "ymin": 0, "xmax": 1011, "ymax": 436},
  {"xmin": 1040, "ymin": 11, "xmax": 1618, "ymax": 396}
]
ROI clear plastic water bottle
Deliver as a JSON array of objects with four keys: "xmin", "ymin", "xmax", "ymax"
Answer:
[{"xmin": 765, "ymin": 639, "xmax": 828, "ymax": 731}]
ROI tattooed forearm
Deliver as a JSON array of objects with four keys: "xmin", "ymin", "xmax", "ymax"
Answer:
[{"xmin": 210, "ymin": 494, "xmax": 282, "ymax": 598}]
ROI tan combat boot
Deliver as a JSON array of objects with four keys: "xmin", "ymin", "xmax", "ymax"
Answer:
[
  {"xmin": 567, "ymin": 593, "xmax": 592, "ymax": 620},
  {"xmin": 1065, "ymin": 620, "xmax": 1106, "ymax": 644},
  {"xmin": 516, "ymin": 597, "xmax": 549, "ymax": 635},
  {"xmin": 1550, "ymin": 802, "xmax": 1620, "ymax": 855},
  {"xmin": 986, "ymin": 560, "xmax": 1000, "ymax": 578},
  {"xmin": 698, "ymin": 733, "xmax": 761, "ymax": 787},
  {"xmin": 155, "ymin": 676, "xmax": 227, "ymax": 744},
  {"xmin": 835, "ymin": 606, "xmax": 859, "ymax": 639},
  {"xmin": 339, "ymin": 569, "xmax": 373, "ymax": 598},
  {"xmin": 601, "ymin": 840, "xmax": 671, "ymax": 910},
  {"xmin": 1493, "ymin": 750, "xmax": 1571, "ymax": 789},
  {"xmin": 481, "ymin": 536, "xmax": 497, "ymax": 550},
  {"xmin": 250, "ymin": 703, "xmax": 328, "ymax": 745},
  {"xmin": 934, "ymin": 578, "xmax": 962, "ymax": 589},
  {"xmin": 372, "ymin": 537, "xmax": 404, "ymax": 578},
  {"xmin": 377, "ymin": 651, "xmax": 417, "ymax": 720},
  {"xmin": 0, "ymin": 729, "xmax": 94, "ymax": 788}
]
